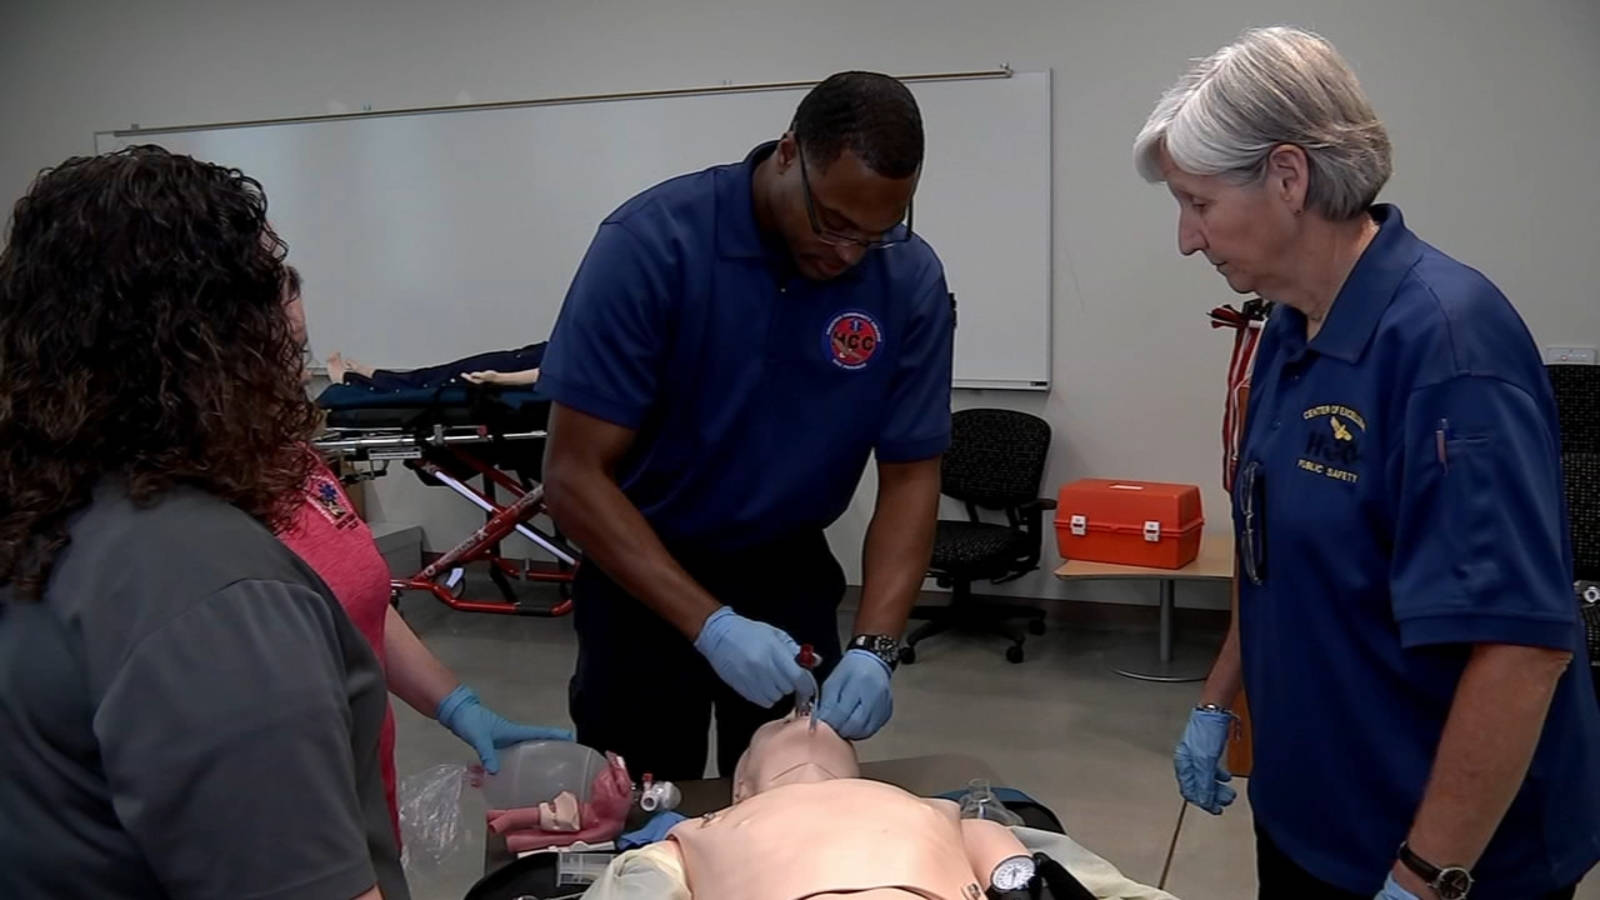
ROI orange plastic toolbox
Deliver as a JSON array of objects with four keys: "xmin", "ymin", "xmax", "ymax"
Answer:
[{"xmin": 1054, "ymin": 479, "xmax": 1204, "ymax": 569}]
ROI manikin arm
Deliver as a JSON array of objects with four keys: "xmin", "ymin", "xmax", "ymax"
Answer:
[
  {"xmin": 960, "ymin": 818, "xmax": 1033, "ymax": 891},
  {"xmin": 462, "ymin": 367, "xmax": 540, "ymax": 386}
]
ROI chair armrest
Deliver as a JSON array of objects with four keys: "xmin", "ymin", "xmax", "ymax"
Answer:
[{"xmin": 1012, "ymin": 498, "xmax": 1056, "ymax": 573}]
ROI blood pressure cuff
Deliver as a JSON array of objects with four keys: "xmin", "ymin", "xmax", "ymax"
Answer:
[{"xmin": 985, "ymin": 852, "xmax": 1096, "ymax": 900}]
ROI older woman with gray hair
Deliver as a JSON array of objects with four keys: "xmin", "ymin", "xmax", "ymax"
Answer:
[{"xmin": 1135, "ymin": 26, "xmax": 1600, "ymax": 900}]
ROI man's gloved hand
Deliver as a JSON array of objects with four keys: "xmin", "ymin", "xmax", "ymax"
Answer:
[
  {"xmin": 1174, "ymin": 707, "xmax": 1236, "ymax": 814},
  {"xmin": 436, "ymin": 684, "xmax": 574, "ymax": 774},
  {"xmin": 693, "ymin": 607, "xmax": 810, "ymax": 708},
  {"xmin": 816, "ymin": 649, "xmax": 893, "ymax": 739},
  {"xmin": 1375, "ymin": 873, "xmax": 1422, "ymax": 900}
]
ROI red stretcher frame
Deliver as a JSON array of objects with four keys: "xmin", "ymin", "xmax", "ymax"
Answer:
[{"xmin": 317, "ymin": 424, "xmax": 578, "ymax": 617}]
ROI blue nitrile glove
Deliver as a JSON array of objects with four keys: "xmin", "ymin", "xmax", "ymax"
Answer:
[
  {"xmin": 1376, "ymin": 873, "xmax": 1422, "ymax": 900},
  {"xmin": 1174, "ymin": 707, "xmax": 1236, "ymax": 815},
  {"xmin": 436, "ymin": 684, "xmax": 573, "ymax": 774},
  {"xmin": 816, "ymin": 649, "xmax": 893, "ymax": 740},
  {"xmin": 617, "ymin": 811, "xmax": 689, "ymax": 850},
  {"xmin": 693, "ymin": 606, "xmax": 810, "ymax": 708}
]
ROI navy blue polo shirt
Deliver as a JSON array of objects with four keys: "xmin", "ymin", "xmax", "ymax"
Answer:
[
  {"xmin": 1235, "ymin": 205, "xmax": 1600, "ymax": 896},
  {"xmin": 540, "ymin": 143, "xmax": 953, "ymax": 552}
]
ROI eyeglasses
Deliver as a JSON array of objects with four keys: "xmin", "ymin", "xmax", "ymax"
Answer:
[
  {"xmin": 795, "ymin": 139, "xmax": 914, "ymax": 250},
  {"xmin": 1235, "ymin": 460, "xmax": 1267, "ymax": 586}
]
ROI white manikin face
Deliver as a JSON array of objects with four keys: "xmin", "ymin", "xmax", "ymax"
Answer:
[{"xmin": 732, "ymin": 713, "xmax": 860, "ymax": 803}]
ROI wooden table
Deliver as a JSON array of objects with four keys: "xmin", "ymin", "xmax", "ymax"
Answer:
[{"xmin": 1054, "ymin": 533, "xmax": 1235, "ymax": 683}]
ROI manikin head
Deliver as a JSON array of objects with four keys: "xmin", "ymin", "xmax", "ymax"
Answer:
[{"xmin": 732, "ymin": 713, "xmax": 860, "ymax": 803}]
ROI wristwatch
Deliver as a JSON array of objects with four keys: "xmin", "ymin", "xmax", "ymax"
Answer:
[
  {"xmin": 1398, "ymin": 842, "xmax": 1474, "ymax": 900},
  {"xmin": 848, "ymin": 634, "xmax": 901, "ymax": 672}
]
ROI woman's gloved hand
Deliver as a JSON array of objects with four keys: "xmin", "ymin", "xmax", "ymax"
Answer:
[
  {"xmin": 817, "ymin": 649, "xmax": 893, "ymax": 739},
  {"xmin": 436, "ymin": 684, "xmax": 573, "ymax": 774},
  {"xmin": 1174, "ymin": 707, "xmax": 1236, "ymax": 814},
  {"xmin": 1375, "ymin": 873, "xmax": 1422, "ymax": 900},
  {"xmin": 693, "ymin": 607, "xmax": 809, "ymax": 708}
]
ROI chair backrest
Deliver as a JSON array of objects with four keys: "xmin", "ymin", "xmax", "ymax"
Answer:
[
  {"xmin": 1549, "ymin": 364, "xmax": 1600, "ymax": 454},
  {"xmin": 1569, "ymin": 452, "xmax": 1600, "ymax": 580},
  {"xmin": 941, "ymin": 408, "xmax": 1052, "ymax": 510},
  {"xmin": 1550, "ymin": 365, "xmax": 1600, "ymax": 579}
]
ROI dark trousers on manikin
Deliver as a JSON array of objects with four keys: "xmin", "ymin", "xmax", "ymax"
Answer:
[
  {"xmin": 347, "ymin": 343, "xmax": 546, "ymax": 392},
  {"xmin": 568, "ymin": 530, "xmax": 846, "ymax": 783},
  {"xmin": 1256, "ymin": 824, "xmax": 1578, "ymax": 900}
]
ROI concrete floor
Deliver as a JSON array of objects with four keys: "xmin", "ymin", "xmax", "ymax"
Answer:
[{"xmin": 390, "ymin": 582, "xmax": 1599, "ymax": 900}]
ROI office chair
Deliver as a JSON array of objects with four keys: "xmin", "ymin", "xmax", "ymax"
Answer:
[
  {"xmin": 1548, "ymin": 364, "xmax": 1600, "ymax": 698},
  {"xmin": 901, "ymin": 408, "xmax": 1055, "ymax": 665}
]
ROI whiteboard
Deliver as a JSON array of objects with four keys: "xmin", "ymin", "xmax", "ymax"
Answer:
[{"xmin": 98, "ymin": 72, "xmax": 1051, "ymax": 389}]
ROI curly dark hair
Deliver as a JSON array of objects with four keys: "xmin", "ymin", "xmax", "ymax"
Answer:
[
  {"xmin": 0, "ymin": 145, "xmax": 320, "ymax": 601},
  {"xmin": 792, "ymin": 71, "xmax": 924, "ymax": 179}
]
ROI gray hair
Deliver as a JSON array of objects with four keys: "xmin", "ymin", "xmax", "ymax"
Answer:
[{"xmin": 1133, "ymin": 26, "xmax": 1392, "ymax": 220}]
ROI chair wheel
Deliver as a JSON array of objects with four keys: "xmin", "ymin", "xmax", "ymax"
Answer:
[
  {"xmin": 1027, "ymin": 618, "xmax": 1046, "ymax": 636},
  {"xmin": 1006, "ymin": 645, "xmax": 1025, "ymax": 664},
  {"xmin": 899, "ymin": 646, "xmax": 918, "ymax": 665}
]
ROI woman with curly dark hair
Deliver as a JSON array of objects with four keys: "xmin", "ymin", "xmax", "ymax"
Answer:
[{"xmin": 0, "ymin": 146, "xmax": 407, "ymax": 900}]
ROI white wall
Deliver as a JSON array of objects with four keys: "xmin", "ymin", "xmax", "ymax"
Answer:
[{"xmin": 5, "ymin": 0, "xmax": 1597, "ymax": 610}]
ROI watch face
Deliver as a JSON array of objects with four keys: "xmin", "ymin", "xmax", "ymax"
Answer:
[
  {"xmin": 1436, "ymin": 867, "xmax": 1473, "ymax": 900},
  {"xmin": 854, "ymin": 635, "xmax": 896, "ymax": 653},
  {"xmin": 852, "ymin": 635, "xmax": 900, "ymax": 668}
]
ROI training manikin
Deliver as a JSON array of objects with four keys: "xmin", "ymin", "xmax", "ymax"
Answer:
[{"xmin": 584, "ymin": 713, "xmax": 1035, "ymax": 900}]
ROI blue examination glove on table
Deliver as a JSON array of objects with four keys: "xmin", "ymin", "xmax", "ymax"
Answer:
[
  {"xmin": 816, "ymin": 649, "xmax": 893, "ymax": 740},
  {"xmin": 693, "ymin": 607, "xmax": 809, "ymax": 708},
  {"xmin": 436, "ymin": 684, "xmax": 573, "ymax": 774},
  {"xmin": 1376, "ymin": 873, "xmax": 1421, "ymax": 900},
  {"xmin": 1174, "ymin": 707, "xmax": 1236, "ymax": 815},
  {"xmin": 617, "ymin": 811, "xmax": 689, "ymax": 850}
]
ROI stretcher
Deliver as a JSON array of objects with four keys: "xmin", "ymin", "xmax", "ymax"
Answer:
[{"xmin": 313, "ymin": 383, "xmax": 578, "ymax": 617}]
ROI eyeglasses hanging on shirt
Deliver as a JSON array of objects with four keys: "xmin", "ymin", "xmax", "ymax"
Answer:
[
  {"xmin": 1235, "ymin": 460, "xmax": 1267, "ymax": 586},
  {"xmin": 795, "ymin": 138, "xmax": 914, "ymax": 249}
]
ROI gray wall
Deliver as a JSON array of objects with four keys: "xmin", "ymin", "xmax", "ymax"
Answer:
[{"xmin": 5, "ymin": 0, "xmax": 1597, "ymax": 609}]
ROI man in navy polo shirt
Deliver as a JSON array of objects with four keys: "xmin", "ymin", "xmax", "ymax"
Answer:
[{"xmin": 540, "ymin": 72, "xmax": 951, "ymax": 781}]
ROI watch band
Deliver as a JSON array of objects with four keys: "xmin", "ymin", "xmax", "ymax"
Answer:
[
  {"xmin": 1398, "ymin": 842, "xmax": 1474, "ymax": 900},
  {"xmin": 848, "ymin": 634, "xmax": 901, "ymax": 671}
]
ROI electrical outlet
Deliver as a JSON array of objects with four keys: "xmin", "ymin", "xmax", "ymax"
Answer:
[{"xmin": 1544, "ymin": 345, "xmax": 1598, "ymax": 365}]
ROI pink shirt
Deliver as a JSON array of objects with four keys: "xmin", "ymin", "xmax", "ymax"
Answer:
[{"xmin": 278, "ymin": 456, "xmax": 399, "ymax": 827}]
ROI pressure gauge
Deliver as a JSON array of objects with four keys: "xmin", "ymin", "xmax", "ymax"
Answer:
[{"xmin": 991, "ymin": 854, "xmax": 1036, "ymax": 891}]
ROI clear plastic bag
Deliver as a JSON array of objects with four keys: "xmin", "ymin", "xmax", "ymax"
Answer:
[
  {"xmin": 397, "ymin": 763, "xmax": 471, "ymax": 877},
  {"xmin": 957, "ymin": 778, "xmax": 1025, "ymax": 827}
]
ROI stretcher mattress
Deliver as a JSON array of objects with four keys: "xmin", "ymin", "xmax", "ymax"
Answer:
[{"xmin": 316, "ymin": 383, "xmax": 551, "ymax": 431}]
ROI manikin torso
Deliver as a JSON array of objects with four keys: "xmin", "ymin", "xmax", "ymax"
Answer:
[{"xmin": 662, "ymin": 715, "xmax": 1027, "ymax": 900}]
